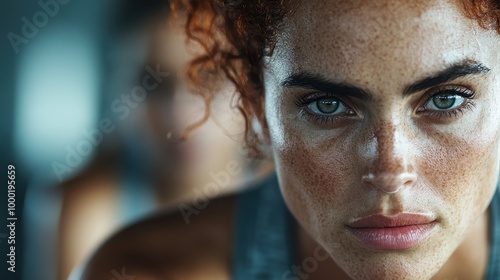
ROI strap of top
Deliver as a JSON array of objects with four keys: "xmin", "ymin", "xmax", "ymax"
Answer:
[
  {"xmin": 233, "ymin": 173, "xmax": 296, "ymax": 280},
  {"xmin": 487, "ymin": 183, "xmax": 500, "ymax": 279}
]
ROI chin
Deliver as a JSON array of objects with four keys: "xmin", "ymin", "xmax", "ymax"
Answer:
[
  {"xmin": 336, "ymin": 250, "xmax": 445, "ymax": 280},
  {"xmin": 318, "ymin": 230, "xmax": 452, "ymax": 280}
]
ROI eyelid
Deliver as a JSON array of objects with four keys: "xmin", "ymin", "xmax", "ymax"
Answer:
[
  {"xmin": 423, "ymin": 85, "xmax": 475, "ymax": 99},
  {"xmin": 294, "ymin": 92, "xmax": 359, "ymax": 126},
  {"xmin": 412, "ymin": 85, "xmax": 477, "ymax": 123},
  {"xmin": 294, "ymin": 92, "xmax": 355, "ymax": 108},
  {"xmin": 416, "ymin": 85, "xmax": 474, "ymax": 111}
]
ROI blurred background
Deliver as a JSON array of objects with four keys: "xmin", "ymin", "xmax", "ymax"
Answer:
[{"xmin": 0, "ymin": 1, "xmax": 273, "ymax": 279}]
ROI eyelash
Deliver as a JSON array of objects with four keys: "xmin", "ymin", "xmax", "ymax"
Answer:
[
  {"xmin": 295, "ymin": 93, "xmax": 355, "ymax": 124},
  {"xmin": 418, "ymin": 85, "xmax": 476, "ymax": 120},
  {"xmin": 294, "ymin": 86, "xmax": 476, "ymax": 124}
]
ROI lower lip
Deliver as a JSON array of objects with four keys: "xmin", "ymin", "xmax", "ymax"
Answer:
[{"xmin": 346, "ymin": 222, "xmax": 437, "ymax": 250}]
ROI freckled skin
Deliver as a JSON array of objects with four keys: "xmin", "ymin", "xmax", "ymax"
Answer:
[{"xmin": 264, "ymin": 0, "xmax": 500, "ymax": 279}]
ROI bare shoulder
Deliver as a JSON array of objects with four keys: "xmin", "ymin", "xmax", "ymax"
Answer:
[{"xmin": 76, "ymin": 193, "xmax": 238, "ymax": 280}]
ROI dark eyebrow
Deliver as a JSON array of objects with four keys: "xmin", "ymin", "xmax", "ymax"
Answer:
[
  {"xmin": 403, "ymin": 62, "xmax": 490, "ymax": 96},
  {"xmin": 281, "ymin": 62, "xmax": 490, "ymax": 100},
  {"xmin": 281, "ymin": 72, "xmax": 372, "ymax": 101}
]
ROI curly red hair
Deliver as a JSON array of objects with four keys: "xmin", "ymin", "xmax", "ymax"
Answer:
[{"xmin": 170, "ymin": 0, "xmax": 500, "ymax": 156}]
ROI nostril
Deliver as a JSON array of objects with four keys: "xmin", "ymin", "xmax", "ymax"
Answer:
[{"xmin": 362, "ymin": 172, "xmax": 417, "ymax": 194}]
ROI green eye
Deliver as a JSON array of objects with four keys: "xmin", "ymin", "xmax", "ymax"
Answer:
[
  {"xmin": 317, "ymin": 99, "xmax": 339, "ymax": 114},
  {"xmin": 426, "ymin": 92, "xmax": 465, "ymax": 111},
  {"xmin": 432, "ymin": 94, "xmax": 458, "ymax": 109},
  {"xmin": 308, "ymin": 98, "xmax": 347, "ymax": 115}
]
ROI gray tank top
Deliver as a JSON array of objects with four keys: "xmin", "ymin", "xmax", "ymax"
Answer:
[{"xmin": 233, "ymin": 174, "xmax": 500, "ymax": 279}]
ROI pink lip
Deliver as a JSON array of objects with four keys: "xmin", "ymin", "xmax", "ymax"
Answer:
[{"xmin": 346, "ymin": 214, "xmax": 437, "ymax": 250}]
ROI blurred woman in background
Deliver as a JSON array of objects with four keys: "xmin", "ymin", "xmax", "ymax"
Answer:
[{"xmin": 57, "ymin": 0, "xmax": 272, "ymax": 279}]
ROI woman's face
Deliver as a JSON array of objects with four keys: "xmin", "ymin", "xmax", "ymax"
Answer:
[
  {"xmin": 151, "ymin": 22, "xmax": 246, "ymax": 189},
  {"xmin": 264, "ymin": 0, "xmax": 500, "ymax": 278}
]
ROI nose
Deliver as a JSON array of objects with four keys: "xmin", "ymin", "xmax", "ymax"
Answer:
[{"xmin": 361, "ymin": 123, "xmax": 417, "ymax": 194}]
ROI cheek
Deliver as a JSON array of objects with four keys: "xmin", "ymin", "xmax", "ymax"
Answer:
[
  {"xmin": 270, "ymin": 121, "xmax": 362, "ymax": 235},
  {"xmin": 265, "ymin": 85, "xmax": 361, "ymax": 221},
  {"xmin": 419, "ymin": 118, "xmax": 500, "ymax": 224},
  {"xmin": 426, "ymin": 77, "xmax": 500, "ymax": 226}
]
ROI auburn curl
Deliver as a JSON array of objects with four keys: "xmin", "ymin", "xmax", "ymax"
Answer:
[{"xmin": 170, "ymin": 0, "xmax": 500, "ymax": 157}]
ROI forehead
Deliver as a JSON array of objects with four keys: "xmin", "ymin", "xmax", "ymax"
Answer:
[{"xmin": 267, "ymin": 0, "xmax": 494, "ymax": 88}]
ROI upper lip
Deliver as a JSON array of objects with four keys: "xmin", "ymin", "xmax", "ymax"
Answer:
[{"xmin": 347, "ymin": 213, "xmax": 436, "ymax": 228}]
